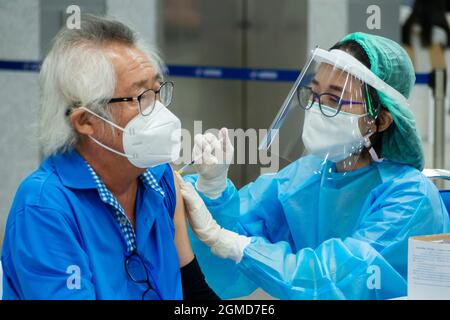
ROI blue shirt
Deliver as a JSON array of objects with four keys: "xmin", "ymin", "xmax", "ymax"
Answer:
[{"xmin": 1, "ymin": 150, "xmax": 182, "ymax": 300}]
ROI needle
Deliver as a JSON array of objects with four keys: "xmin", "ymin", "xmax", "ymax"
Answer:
[{"xmin": 177, "ymin": 138, "xmax": 224, "ymax": 175}]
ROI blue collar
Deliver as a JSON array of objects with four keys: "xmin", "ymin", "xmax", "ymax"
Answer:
[
  {"xmin": 51, "ymin": 149, "xmax": 97, "ymax": 189},
  {"xmin": 51, "ymin": 149, "xmax": 166, "ymax": 195}
]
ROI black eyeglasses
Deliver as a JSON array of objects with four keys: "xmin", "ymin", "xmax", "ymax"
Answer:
[
  {"xmin": 125, "ymin": 251, "xmax": 161, "ymax": 300},
  {"xmin": 296, "ymin": 86, "xmax": 364, "ymax": 117},
  {"xmin": 109, "ymin": 81, "xmax": 174, "ymax": 116}
]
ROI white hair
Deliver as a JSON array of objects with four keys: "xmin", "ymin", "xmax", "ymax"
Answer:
[{"xmin": 39, "ymin": 14, "xmax": 166, "ymax": 157}]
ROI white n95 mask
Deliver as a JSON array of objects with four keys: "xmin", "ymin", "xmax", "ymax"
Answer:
[
  {"xmin": 81, "ymin": 101, "xmax": 181, "ymax": 168},
  {"xmin": 302, "ymin": 102, "xmax": 368, "ymax": 162}
]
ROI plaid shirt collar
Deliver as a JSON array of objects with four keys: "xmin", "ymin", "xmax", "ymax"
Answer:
[
  {"xmin": 84, "ymin": 162, "xmax": 165, "ymax": 253},
  {"xmin": 52, "ymin": 150, "xmax": 168, "ymax": 253}
]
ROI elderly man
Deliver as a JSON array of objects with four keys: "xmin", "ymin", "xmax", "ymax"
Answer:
[{"xmin": 1, "ymin": 15, "xmax": 217, "ymax": 300}]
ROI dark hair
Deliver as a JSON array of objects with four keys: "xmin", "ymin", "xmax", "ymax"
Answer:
[
  {"xmin": 329, "ymin": 40, "xmax": 385, "ymax": 155},
  {"xmin": 402, "ymin": 0, "xmax": 450, "ymax": 47}
]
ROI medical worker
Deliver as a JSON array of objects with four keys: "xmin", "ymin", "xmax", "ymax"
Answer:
[{"xmin": 181, "ymin": 32, "xmax": 450, "ymax": 299}]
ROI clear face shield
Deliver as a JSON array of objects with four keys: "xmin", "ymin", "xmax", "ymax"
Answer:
[{"xmin": 259, "ymin": 48, "xmax": 383, "ymax": 172}]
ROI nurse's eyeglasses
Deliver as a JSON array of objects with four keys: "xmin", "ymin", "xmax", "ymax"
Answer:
[
  {"xmin": 108, "ymin": 81, "xmax": 174, "ymax": 117},
  {"xmin": 125, "ymin": 251, "xmax": 161, "ymax": 300},
  {"xmin": 296, "ymin": 86, "xmax": 365, "ymax": 117}
]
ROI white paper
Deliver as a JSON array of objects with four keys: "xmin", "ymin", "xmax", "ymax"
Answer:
[{"xmin": 408, "ymin": 238, "xmax": 450, "ymax": 300}]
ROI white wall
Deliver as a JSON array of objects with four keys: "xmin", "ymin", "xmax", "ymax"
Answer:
[
  {"xmin": 0, "ymin": 0, "xmax": 41, "ymax": 243},
  {"xmin": 307, "ymin": 0, "xmax": 348, "ymax": 54},
  {"xmin": 106, "ymin": 0, "xmax": 157, "ymax": 45}
]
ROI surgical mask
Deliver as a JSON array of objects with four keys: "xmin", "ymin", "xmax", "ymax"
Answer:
[
  {"xmin": 302, "ymin": 102, "xmax": 369, "ymax": 162},
  {"xmin": 81, "ymin": 101, "xmax": 181, "ymax": 168}
]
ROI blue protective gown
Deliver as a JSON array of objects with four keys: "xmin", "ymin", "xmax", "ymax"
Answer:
[{"xmin": 184, "ymin": 156, "xmax": 450, "ymax": 300}]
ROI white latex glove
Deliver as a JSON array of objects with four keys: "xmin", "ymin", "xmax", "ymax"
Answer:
[
  {"xmin": 193, "ymin": 127, "xmax": 234, "ymax": 199},
  {"xmin": 178, "ymin": 176, "xmax": 251, "ymax": 263}
]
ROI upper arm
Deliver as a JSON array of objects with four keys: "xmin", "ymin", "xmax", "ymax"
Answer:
[
  {"xmin": 2, "ymin": 206, "xmax": 95, "ymax": 299},
  {"xmin": 172, "ymin": 170, "xmax": 195, "ymax": 267}
]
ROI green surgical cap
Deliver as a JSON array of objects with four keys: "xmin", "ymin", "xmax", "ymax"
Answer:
[{"xmin": 338, "ymin": 32, "xmax": 424, "ymax": 171}]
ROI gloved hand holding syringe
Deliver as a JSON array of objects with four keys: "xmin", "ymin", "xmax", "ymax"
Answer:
[
  {"xmin": 177, "ymin": 128, "xmax": 234, "ymax": 199},
  {"xmin": 175, "ymin": 127, "xmax": 249, "ymax": 263}
]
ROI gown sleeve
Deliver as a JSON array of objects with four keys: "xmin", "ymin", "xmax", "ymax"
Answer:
[{"xmin": 184, "ymin": 161, "xmax": 449, "ymax": 299}]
